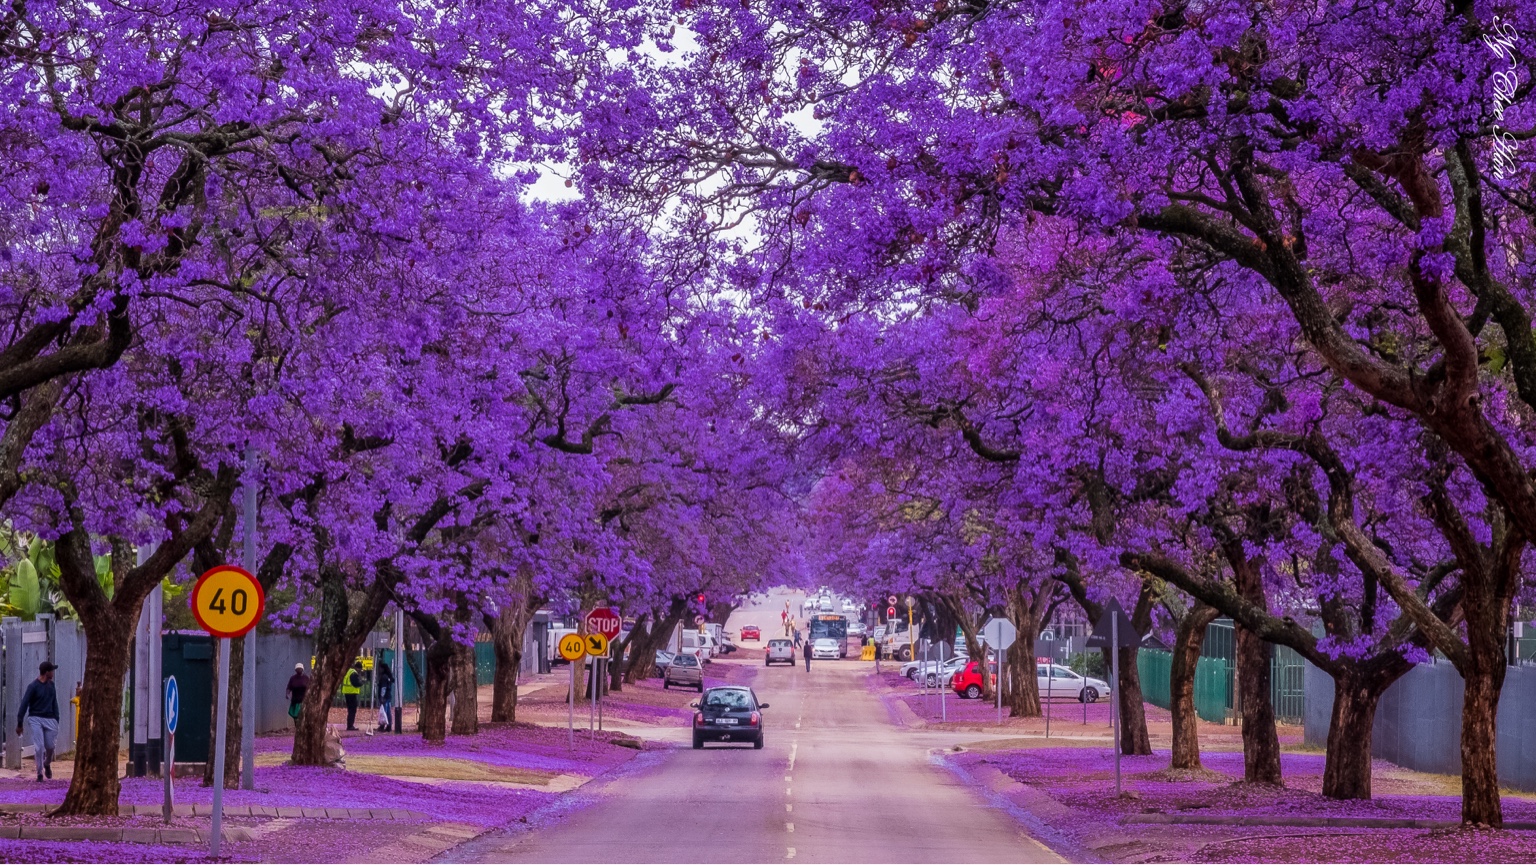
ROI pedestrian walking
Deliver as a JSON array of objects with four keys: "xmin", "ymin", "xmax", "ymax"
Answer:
[
  {"xmin": 792, "ymin": 628, "xmax": 802, "ymax": 649},
  {"xmin": 286, "ymin": 663, "xmax": 311, "ymax": 726},
  {"xmin": 802, "ymin": 639, "xmax": 812, "ymax": 672},
  {"xmin": 14, "ymin": 662, "xmax": 58, "ymax": 781},
  {"xmin": 375, "ymin": 662, "xmax": 395, "ymax": 732},
  {"xmin": 342, "ymin": 661, "xmax": 365, "ymax": 731}
]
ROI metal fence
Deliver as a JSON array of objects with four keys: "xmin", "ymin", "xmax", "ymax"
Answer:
[
  {"xmin": 1137, "ymin": 649, "xmax": 1231, "ymax": 724},
  {"xmin": 1, "ymin": 616, "xmax": 86, "ymax": 768},
  {"xmin": 1139, "ymin": 621, "xmax": 1305, "ymax": 725}
]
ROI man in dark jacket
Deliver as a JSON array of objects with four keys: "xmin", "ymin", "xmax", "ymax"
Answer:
[
  {"xmin": 802, "ymin": 639, "xmax": 812, "ymax": 672},
  {"xmin": 374, "ymin": 662, "xmax": 395, "ymax": 732},
  {"xmin": 15, "ymin": 662, "xmax": 58, "ymax": 781},
  {"xmin": 286, "ymin": 663, "xmax": 310, "ymax": 727}
]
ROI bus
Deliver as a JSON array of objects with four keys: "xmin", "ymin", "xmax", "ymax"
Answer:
[{"xmin": 809, "ymin": 614, "xmax": 849, "ymax": 658}]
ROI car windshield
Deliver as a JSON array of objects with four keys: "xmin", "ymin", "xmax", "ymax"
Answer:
[
  {"xmin": 769, "ymin": 640, "xmax": 790, "ymax": 647},
  {"xmin": 704, "ymin": 689, "xmax": 753, "ymax": 710},
  {"xmin": 673, "ymin": 655, "xmax": 698, "ymax": 667}
]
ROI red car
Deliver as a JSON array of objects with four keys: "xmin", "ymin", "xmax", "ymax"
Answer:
[
  {"xmin": 739, "ymin": 625, "xmax": 761, "ymax": 641},
  {"xmin": 950, "ymin": 657, "xmax": 998, "ymax": 699}
]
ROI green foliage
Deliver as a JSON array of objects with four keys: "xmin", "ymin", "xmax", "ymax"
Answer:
[{"xmin": 1067, "ymin": 650, "xmax": 1107, "ymax": 680}]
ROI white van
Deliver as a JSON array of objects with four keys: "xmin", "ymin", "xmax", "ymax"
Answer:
[{"xmin": 680, "ymin": 630, "xmax": 714, "ymax": 661}]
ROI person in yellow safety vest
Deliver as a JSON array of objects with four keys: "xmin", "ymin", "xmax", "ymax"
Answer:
[{"xmin": 341, "ymin": 661, "xmax": 364, "ymax": 731}]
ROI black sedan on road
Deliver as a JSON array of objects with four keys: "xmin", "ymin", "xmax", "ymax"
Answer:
[{"xmin": 691, "ymin": 686, "xmax": 768, "ymax": 749}]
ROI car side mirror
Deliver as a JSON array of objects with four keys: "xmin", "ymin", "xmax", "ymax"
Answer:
[
  {"xmin": 689, "ymin": 700, "xmax": 699, "ymax": 708},
  {"xmin": 758, "ymin": 702, "xmax": 770, "ymax": 709}
]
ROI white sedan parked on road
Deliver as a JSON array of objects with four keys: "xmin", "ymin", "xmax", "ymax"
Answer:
[
  {"xmin": 811, "ymin": 638, "xmax": 841, "ymax": 660},
  {"xmin": 1037, "ymin": 663, "xmax": 1112, "ymax": 703}
]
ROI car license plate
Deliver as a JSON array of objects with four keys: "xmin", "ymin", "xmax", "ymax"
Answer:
[{"xmin": 718, "ymin": 718, "xmax": 738, "ymax": 724}]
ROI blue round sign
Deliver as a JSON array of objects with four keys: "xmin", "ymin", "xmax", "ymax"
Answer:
[{"xmin": 165, "ymin": 676, "xmax": 180, "ymax": 736}]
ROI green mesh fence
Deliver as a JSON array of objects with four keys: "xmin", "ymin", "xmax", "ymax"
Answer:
[{"xmin": 1138, "ymin": 648, "xmax": 1231, "ymax": 723}]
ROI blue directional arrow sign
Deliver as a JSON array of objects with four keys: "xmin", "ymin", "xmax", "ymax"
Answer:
[{"xmin": 165, "ymin": 676, "xmax": 180, "ymax": 736}]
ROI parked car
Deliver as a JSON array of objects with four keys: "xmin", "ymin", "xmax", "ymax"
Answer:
[
  {"xmin": 919, "ymin": 657, "xmax": 970, "ymax": 688},
  {"xmin": 653, "ymin": 650, "xmax": 675, "ymax": 678},
  {"xmin": 950, "ymin": 657, "xmax": 999, "ymax": 699},
  {"xmin": 765, "ymin": 638, "xmax": 796, "ymax": 666},
  {"xmin": 811, "ymin": 637, "xmax": 841, "ymax": 660},
  {"xmin": 718, "ymin": 634, "xmax": 739, "ymax": 655},
  {"xmin": 1037, "ymin": 663, "xmax": 1111, "ymax": 703},
  {"xmin": 691, "ymin": 686, "xmax": 769, "ymax": 749},
  {"xmin": 740, "ymin": 625, "xmax": 761, "ymax": 641},
  {"xmin": 665, "ymin": 652, "xmax": 705, "ymax": 691}
]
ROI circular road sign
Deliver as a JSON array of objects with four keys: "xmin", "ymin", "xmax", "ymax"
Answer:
[
  {"xmin": 191, "ymin": 565, "xmax": 265, "ymax": 639},
  {"xmin": 584, "ymin": 607, "xmax": 622, "ymax": 641},
  {"xmin": 558, "ymin": 633, "xmax": 586, "ymax": 661},
  {"xmin": 585, "ymin": 633, "xmax": 610, "ymax": 656},
  {"xmin": 888, "ymin": 595, "xmax": 898, "ymax": 606},
  {"xmin": 165, "ymin": 676, "xmax": 180, "ymax": 736},
  {"xmin": 694, "ymin": 615, "xmax": 706, "ymax": 626}
]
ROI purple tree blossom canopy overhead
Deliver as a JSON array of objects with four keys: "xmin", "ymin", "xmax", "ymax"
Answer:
[{"xmin": 3, "ymin": 0, "xmax": 1536, "ymax": 825}]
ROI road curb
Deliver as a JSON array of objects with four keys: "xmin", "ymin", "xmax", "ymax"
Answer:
[
  {"xmin": 936, "ymin": 754, "xmax": 1095, "ymax": 863},
  {"xmin": 1125, "ymin": 813, "xmax": 1536, "ymax": 830}
]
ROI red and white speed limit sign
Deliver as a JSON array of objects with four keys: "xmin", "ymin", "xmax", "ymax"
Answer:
[{"xmin": 584, "ymin": 607, "xmax": 622, "ymax": 640}]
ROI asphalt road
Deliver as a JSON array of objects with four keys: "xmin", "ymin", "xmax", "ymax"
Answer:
[{"xmin": 452, "ymin": 590, "xmax": 1060, "ymax": 864}]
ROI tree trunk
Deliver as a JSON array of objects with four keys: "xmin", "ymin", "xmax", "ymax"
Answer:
[
  {"xmin": 627, "ymin": 600, "xmax": 686, "ymax": 684},
  {"xmin": 489, "ymin": 637, "xmax": 520, "ymax": 723},
  {"xmin": 1003, "ymin": 590, "xmax": 1041, "ymax": 717},
  {"xmin": 1321, "ymin": 673, "xmax": 1384, "ymax": 799},
  {"xmin": 1105, "ymin": 643, "xmax": 1153, "ymax": 755},
  {"xmin": 1229, "ymin": 549, "xmax": 1283, "ymax": 785},
  {"xmin": 56, "ymin": 611, "xmax": 134, "ymax": 815},
  {"xmin": 1460, "ymin": 655, "xmax": 1506, "ymax": 826},
  {"xmin": 1235, "ymin": 624, "xmax": 1283, "ymax": 784},
  {"xmin": 609, "ymin": 619, "xmax": 643, "ymax": 694},
  {"xmin": 203, "ymin": 635, "xmax": 243, "ymax": 788},
  {"xmin": 292, "ymin": 568, "xmax": 390, "ymax": 765},
  {"xmin": 1170, "ymin": 603, "xmax": 1219, "ymax": 770},
  {"xmin": 420, "ymin": 636, "xmax": 454, "ymax": 743},
  {"xmin": 451, "ymin": 639, "xmax": 479, "ymax": 735}
]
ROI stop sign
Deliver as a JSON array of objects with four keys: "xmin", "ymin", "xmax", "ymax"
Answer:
[{"xmin": 585, "ymin": 607, "xmax": 622, "ymax": 640}]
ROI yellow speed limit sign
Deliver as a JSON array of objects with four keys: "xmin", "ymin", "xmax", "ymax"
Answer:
[
  {"xmin": 191, "ymin": 565, "xmax": 265, "ymax": 638},
  {"xmin": 558, "ymin": 633, "xmax": 586, "ymax": 661},
  {"xmin": 585, "ymin": 633, "xmax": 609, "ymax": 656}
]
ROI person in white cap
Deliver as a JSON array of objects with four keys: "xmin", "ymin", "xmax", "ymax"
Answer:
[{"xmin": 286, "ymin": 663, "xmax": 311, "ymax": 726}]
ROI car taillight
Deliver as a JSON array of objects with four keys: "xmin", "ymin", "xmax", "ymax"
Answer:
[
  {"xmin": 749, "ymin": 712, "xmax": 760, "ymax": 726},
  {"xmin": 694, "ymin": 712, "xmax": 704, "ymax": 725}
]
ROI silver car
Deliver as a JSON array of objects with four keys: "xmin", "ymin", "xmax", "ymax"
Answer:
[
  {"xmin": 665, "ymin": 652, "xmax": 705, "ymax": 691},
  {"xmin": 765, "ymin": 638, "xmax": 796, "ymax": 666}
]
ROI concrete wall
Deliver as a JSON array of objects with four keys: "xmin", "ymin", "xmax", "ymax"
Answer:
[
  {"xmin": 1304, "ymin": 661, "xmax": 1536, "ymax": 792},
  {"xmin": 253, "ymin": 633, "xmax": 313, "ymax": 734}
]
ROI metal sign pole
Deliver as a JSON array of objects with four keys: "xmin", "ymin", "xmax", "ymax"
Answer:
[
  {"xmin": 1111, "ymin": 616, "xmax": 1121, "ymax": 797},
  {"xmin": 996, "ymin": 651, "xmax": 1002, "ymax": 726},
  {"xmin": 240, "ymin": 449, "xmax": 258, "ymax": 790},
  {"xmin": 598, "ymin": 658, "xmax": 604, "ymax": 733},
  {"xmin": 1046, "ymin": 659, "xmax": 1052, "ymax": 739},
  {"xmin": 210, "ymin": 638, "xmax": 231, "ymax": 856},
  {"xmin": 162, "ymin": 680, "xmax": 173, "ymax": 824},
  {"xmin": 568, "ymin": 660, "xmax": 575, "ymax": 751}
]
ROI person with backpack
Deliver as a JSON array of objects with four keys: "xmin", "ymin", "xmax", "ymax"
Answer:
[
  {"xmin": 375, "ymin": 662, "xmax": 396, "ymax": 732},
  {"xmin": 341, "ymin": 661, "xmax": 365, "ymax": 731}
]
